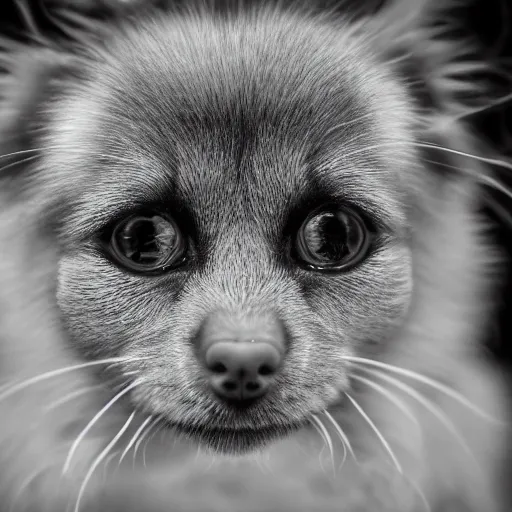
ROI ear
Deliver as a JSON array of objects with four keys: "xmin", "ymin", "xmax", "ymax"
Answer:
[
  {"xmin": 363, "ymin": 0, "xmax": 492, "ymax": 115},
  {"xmin": 0, "ymin": 42, "xmax": 81, "ymax": 204},
  {"xmin": 0, "ymin": 44, "xmax": 80, "ymax": 356}
]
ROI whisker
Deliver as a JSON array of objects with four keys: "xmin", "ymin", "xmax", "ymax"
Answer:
[
  {"xmin": 0, "ymin": 146, "xmax": 68, "ymax": 161},
  {"xmin": 0, "ymin": 357, "xmax": 150, "ymax": 405},
  {"xmin": 480, "ymin": 174, "xmax": 512, "ymax": 202},
  {"xmin": 0, "ymin": 146, "xmax": 137, "ymax": 163},
  {"xmin": 321, "ymin": 112, "xmax": 377, "ymax": 138},
  {"xmin": 73, "ymin": 411, "xmax": 136, "ymax": 512},
  {"xmin": 331, "ymin": 141, "xmax": 412, "ymax": 160},
  {"xmin": 406, "ymin": 475, "xmax": 432, "ymax": 512},
  {"xmin": 123, "ymin": 371, "xmax": 139, "ymax": 377},
  {"xmin": 315, "ymin": 138, "xmax": 512, "ymax": 193},
  {"xmin": 112, "ymin": 378, "xmax": 138, "ymax": 393},
  {"xmin": 345, "ymin": 392, "xmax": 402, "ymax": 474},
  {"xmin": 413, "ymin": 141, "xmax": 512, "ymax": 173},
  {"xmin": 0, "ymin": 148, "xmax": 41, "ymax": 161},
  {"xmin": 43, "ymin": 385, "xmax": 105, "ymax": 413},
  {"xmin": 309, "ymin": 420, "xmax": 329, "ymax": 476},
  {"xmin": 310, "ymin": 414, "xmax": 336, "ymax": 477},
  {"xmin": 357, "ymin": 367, "xmax": 477, "ymax": 463},
  {"xmin": 0, "ymin": 155, "xmax": 39, "ymax": 174},
  {"xmin": 322, "ymin": 409, "xmax": 354, "ymax": 469},
  {"xmin": 450, "ymin": 90, "xmax": 512, "ymax": 122},
  {"xmin": 118, "ymin": 415, "xmax": 153, "ymax": 467},
  {"xmin": 102, "ymin": 449, "xmax": 122, "ymax": 483},
  {"xmin": 142, "ymin": 421, "xmax": 163, "ymax": 468},
  {"xmin": 133, "ymin": 416, "xmax": 161, "ymax": 467},
  {"xmin": 9, "ymin": 463, "xmax": 54, "ymax": 512},
  {"xmin": 63, "ymin": 380, "xmax": 142, "ymax": 474},
  {"xmin": 350, "ymin": 374, "xmax": 421, "ymax": 431},
  {"xmin": 341, "ymin": 355, "xmax": 505, "ymax": 425}
]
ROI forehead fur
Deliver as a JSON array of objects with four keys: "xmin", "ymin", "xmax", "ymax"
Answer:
[{"xmin": 45, "ymin": 6, "xmax": 417, "ymax": 241}]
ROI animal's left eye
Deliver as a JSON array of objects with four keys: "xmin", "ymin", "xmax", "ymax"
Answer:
[
  {"xmin": 109, "ymin": 212, "xmax": 187, "ymax": 274},
  {"xmin": 294, "ymin": 207, "xmax": 370, "ymax": 271}
]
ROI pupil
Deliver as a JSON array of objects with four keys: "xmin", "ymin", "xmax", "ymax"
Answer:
[
  {"xmin": 303, "ymin": 211, "xmax": 359, "ymax": 264},
  {"xmin": 117, "ymin": 215, "xmax": 177, "ymax": 265}
]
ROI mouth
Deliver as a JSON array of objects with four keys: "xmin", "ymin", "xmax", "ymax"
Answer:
[{"xmin": 167, "ymin": 420, "xmax": 305, "ymax": 454}]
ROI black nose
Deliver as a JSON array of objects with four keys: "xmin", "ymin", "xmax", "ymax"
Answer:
[{"xmin": 205, "ymin": 340, "xmax": 282, "ymax": 403}]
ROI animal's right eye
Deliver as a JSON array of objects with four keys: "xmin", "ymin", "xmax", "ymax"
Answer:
[
  {"xmin": 294, "ymin": 206, "xmax": 371, "ymax": 272},
  {"xmin": 108, "ymin": 212, "xmax": 187, "ymax": 274}
]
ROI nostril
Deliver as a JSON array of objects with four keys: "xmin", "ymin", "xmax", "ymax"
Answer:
[
  {"xmin": 211, "ymin": 362, "xmax": 227, "ymax": 374},
  {"xmin": 245, "ymin": 381, "xmax": 260, "ymax": 392},
  {"xmin": 223, "ymin": 381, "xmax": 238, "ymax": 391},
  {"xmin": 258, "ymin": 364, "xmax": 274, "ymax": 376}
]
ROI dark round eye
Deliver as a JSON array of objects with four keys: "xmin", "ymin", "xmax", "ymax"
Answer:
[
  {"xmin": 295, "ymin": 207, "xmax": 370, "ymax": 271},
  {"xmin": 109, "ymin": 213, "xmax": 186, "ymax": 273}
]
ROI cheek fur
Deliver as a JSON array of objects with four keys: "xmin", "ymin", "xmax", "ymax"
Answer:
[{"xmin": 301, "ymin": 243, "xmax": 413, "ymax": 349}]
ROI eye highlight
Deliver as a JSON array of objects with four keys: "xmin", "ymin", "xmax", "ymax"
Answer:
[
  {"xmin": 294, "ymin": 207, "xmax": 370, "ymax": 271},
  {"xmin": 109, "ymin": 212, "xmax": 187, "ymax": 274}
]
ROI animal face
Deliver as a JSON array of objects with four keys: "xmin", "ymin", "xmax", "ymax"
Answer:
[
  {"xmin": 0, "ymin": 1, "xmax": 509, "ymax": 511},
  {"xmin": 50, "ymin": 7, "xmax": 417, "ymax": 453}
]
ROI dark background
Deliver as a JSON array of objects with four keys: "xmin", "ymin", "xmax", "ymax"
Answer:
[{"xmin": 1, "ymin": 0, "xmax": 511, "ymax": 367}]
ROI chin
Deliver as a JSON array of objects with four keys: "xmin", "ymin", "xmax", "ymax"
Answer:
[{"xmin": 169, "ymin": 420, "xmax": 304, "ymax": 455}]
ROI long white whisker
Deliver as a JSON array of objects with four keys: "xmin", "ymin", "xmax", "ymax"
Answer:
[
  {"xmin": 63, "ymin": 380, "xmax": 142, "ymax": 474},
  {"xmin": 333, "ymin": 141, "xmax": 411, "ymax": 160},
  {"xmin": 341, "ymin": 355, "xmax": 505, "ymax": 425},
  {"xmin": 118, "ymin": 416, "xmax": 153, "ymax": 467},
  {"xmin": 0, "ymin": 357, "xmax": 149, "ymax": 405},
  {"xmin": 316, "ymin": 139, "xmax": 512, "ymax": 190},
  {"xmin": 322, "ymin": 409, "xmax": 355, "ymax": 469},
  {"xmin": 309, "ymin": 418, "xmax": 329, "ymax": 476},
  {"xmin": 73, "ymin": 411, "xmax": 135, "ymax": 512},
  {"xmin": 0, "ymin": 146, "xmax": 66, "ymax": 161},
  {"xmin": 345, "ymin": 392, "xmax": 402, "ymax": 474},
  {"xmin": 356, "ymin": 366, "xmax": 476, "ymax": 463},
  {"xmin": 351, "ymin": 374, "xmax": 421, "ymax": 431},
  {"xmin": 133, "ymin": 416, "xmax": 160, "ymax": 467},
  {"xmin": 480, "ymin": 174, "xmax": 512, "ymax": 202},
  {"xmin": 0, "ymin": 155, "xmax": 39, "ymax": 174},
  {"xmin": 44, "ymin": 385, "xmax": 105, "ymax": 413},
  {"xmin": 142, "ymin": 421, "xmax": 163, "ymax": 468},
  {"xmin": 0, "ymin": 146, "xmax": 137, "ymax": 163},
  {"xmin": 102, "ymin": 450, "xmax": 122, "ymax": 483},
  {"xmin": 413, "ymin": 142, "xmax": 512, "ymax": 172},
  {"xmin": 322, "ymin": 112, "xmax": 377, "ymax": 138},
  {"xmin": 310, "ymin": 414, "xmax": 336, "ymax": 477},
  {"xmin": 416, "ymin": 143, "xmax": 512, "ymax": 204}
]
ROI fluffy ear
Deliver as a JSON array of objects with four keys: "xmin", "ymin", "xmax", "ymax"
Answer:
[
  {"xmin": 358, "ymin": 0, "xmax": 503, "ymax": 173},
  {"xmin": 365, "ymin": 0, "xmax": 495, "ymax": 118},
  {"xmin": 0, "ymin": 45, "xmax": 72, "ymax": 343},
  {"xmin": 0, "ymin": 45, "xmax": 79, "ymax": 363},
  {"xmin": 0, "ymin": 42, "xmax": 83, "ymax": 210}
]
